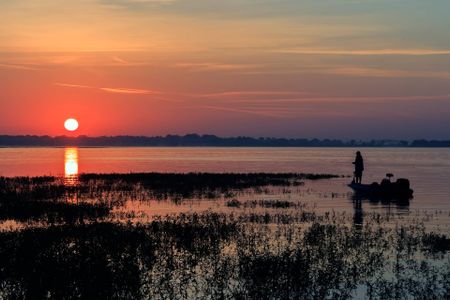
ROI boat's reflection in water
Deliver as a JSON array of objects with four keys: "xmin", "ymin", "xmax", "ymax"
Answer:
[{"xmin": 64, "ymin": 148, "xmax": 79, "ymax": 186}]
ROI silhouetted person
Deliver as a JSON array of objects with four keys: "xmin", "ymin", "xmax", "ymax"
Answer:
[{"xmin": 353, "ymin": 151, "xmax": 364, "ymax": 184}]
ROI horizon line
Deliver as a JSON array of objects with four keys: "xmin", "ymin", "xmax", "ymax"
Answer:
[{"xmin": 0, "ymin": 134, "xmax": 448, "ymax": 142}]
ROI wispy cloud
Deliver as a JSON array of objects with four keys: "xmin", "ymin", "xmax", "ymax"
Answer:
[
  {"xmin": 100, "ymin": 87, "xmax": 156, "ymax": 94},
  {"xmin": 227, "ymin": 94, "xmax": 450, "ymax": 104},
  {"xmin": 200, "ymin": 91, "xmax": 310, "ymax": 98},
  {"xmin": 55, "ymin": 83, "xmax": 157, "ymax": 95},
  {"xmin": 0, "ymin": 63, "xmax": 39, "ymax": 71},
  {"xmin": 54, "ymin": 83, "xmax": 91, "ymax": 89},
  {"xmin": 242, "ymin": 65, "xmax": 450, "ymax": 80},
  {"xmin": 175, "ymin": 62, "xmax": 261, "ymax": 72},
  {"xmin": 314, "ymin": 94, "xmax": 450, "ymax": 103},
  {"xmin": 199, "ymin": 105, "xmax": 295, "ymax": 118},
  {"xmin": 316, "ymin": 67, "xmax": 450, "ymax": 80},
  {"xmin": 199, "ymin": 104, "xmax": 354, "ymax": 118},
  {"xmin": 110, "ymin": 56, "xmax": 130, "ymax": 65},
  {"xmin": 275, "ymin": 48, "xmax": 450, "ymax": 56},
  {"xmin": 106, "ymin": 0, "xmax": 178, "ymax": 6}
]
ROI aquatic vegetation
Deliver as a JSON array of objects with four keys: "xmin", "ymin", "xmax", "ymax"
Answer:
[
  {"xmin": 226, "ymin": 198, "xmax": 242, "ymax": 207},
  {"xmin": 0, "ymin": 176, "xmax": 111, "ymax": 223},
  {"xmin": 0, "ymin": 172, "xmax": 448, "ymax": 299},
  {"xmin": 226, "ymin": 199, "xmax": 299, "ymax": 209},
  {"xmin": 0, "ymin": 172, "xmax": 340, "ymax": 203},
  {"xmin": 0, "ymin": 173, "xmax": 340, "ymax": 223},
  {"xmin": 0, "ymin": 200, "xmax": 110, "ymax": 224},
  {"xmin": 0, "ymin": 223, "xmax": 152, "ymax": 299},
  {"xmin": 0, "ymin": 212, "xmax": 448, "ymax": 299},
  {"xmin": 422, "ymin": 232, "xmax": 450, "ymax": 253},
  {"xmin": 258, "ymin": 199, "xmax": 298, "ymax": 208},
  {"xmin": 78, "ymin": 172, "xmax": 340, "ymax": 198}
]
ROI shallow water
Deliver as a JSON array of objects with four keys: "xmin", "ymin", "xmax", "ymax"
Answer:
[
  {"xmin": 0, "ymin": 148, "xmax": 449, "ymax": 232},
  {"xmin": 0, "ymin": 147, "xmax": 449, "ymax": 208},
  {"xmin": 0, "ymin": 148, "xmax": 449, "ymax": 298}
]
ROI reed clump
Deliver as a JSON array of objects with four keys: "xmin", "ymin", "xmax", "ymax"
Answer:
[
  {"xmin": 1, "ymin": 172, "xmax": 340, "ymax": 203},
  {"xmin": 0, "ymin": 173, "xmax": 448, "ymax": 299},
  {"xmin": 0, "ymin": 212, "xmax": 448, "ymax": 299}
]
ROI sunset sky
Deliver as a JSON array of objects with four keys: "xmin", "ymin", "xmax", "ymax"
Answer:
[{"xmin": 1, "ymin": 0, "xmax": 450, "ymax": 139}]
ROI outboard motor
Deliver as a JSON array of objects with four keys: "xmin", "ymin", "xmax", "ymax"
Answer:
[
  {"xmin": 396, "ymin": 178, "xmax": 410, "ymax": 190},
  {"xmin": 395, "ymin": 178, "xmax": 413, "ymax": 197}
]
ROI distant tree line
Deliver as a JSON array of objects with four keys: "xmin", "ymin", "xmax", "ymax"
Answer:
[{"xmin": 0, "ymin": 134, "xmax": 449, "ymax": 147}]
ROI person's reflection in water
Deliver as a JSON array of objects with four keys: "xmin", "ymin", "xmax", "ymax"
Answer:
[
  {"xmin": 352, "ymin": 195, "xmax": 363, "ymax": 229},
  {"xmin": 64, "ymin": 148, "xmax": 79, "ymax": 186}
]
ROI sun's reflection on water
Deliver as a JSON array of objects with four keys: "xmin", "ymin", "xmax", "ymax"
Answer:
[{"xmin": 64, "ymin": 148, "xmax": 79, "ymax": 186}]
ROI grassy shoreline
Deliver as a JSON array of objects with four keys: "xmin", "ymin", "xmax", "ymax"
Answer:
[
  {"xmin": 0, "ymin": 172, "xmax": 448, "ymax": 299},
  {"xmin": 0, "ymin": 213, "xmax": 448, "ymax": 299}
]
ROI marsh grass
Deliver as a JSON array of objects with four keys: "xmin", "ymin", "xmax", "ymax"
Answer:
[
  {"xmin": 0, "ymin": 212, "xmax": 448, "ymax": 299},
  {"xmin": 0, "ymin": 173, "xmax": 448, "ymax": 299},
  {"xmin": 0, "ymin": 200, "xmax": 110, "ymax": 224},
  {"xmin": 422, "ymin": 232, "xmax": 450, "ymax": 253},
  {"xmin": 0, "ymin": 172, "xmax": 339, "ymax": 223},
  {"xmin": 226, "ymin": 199, "xmax": 303, "ymax": 209},
  {"xmin": 0, "ymin": 173, "xmax": 339, "ymax": 203}
]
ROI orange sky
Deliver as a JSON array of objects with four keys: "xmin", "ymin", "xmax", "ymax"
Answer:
[{"xmin": 1, "ymin": 0, "xmax": 450, "ymax": 139}]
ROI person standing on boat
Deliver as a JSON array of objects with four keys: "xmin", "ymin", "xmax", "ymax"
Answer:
[{"xmin": 353, "ymin": 151, "xmax": 364, "ymax": 184}]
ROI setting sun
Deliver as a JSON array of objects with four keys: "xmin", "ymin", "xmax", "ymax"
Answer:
[{"xmin": 64, "ymin": 118, "xmax": 79, "ymax": 132}]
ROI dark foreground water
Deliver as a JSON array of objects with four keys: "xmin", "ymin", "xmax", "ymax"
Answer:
[{"xmin": 0, "ymin": 148, "xmax": 449, "ymax": 299}]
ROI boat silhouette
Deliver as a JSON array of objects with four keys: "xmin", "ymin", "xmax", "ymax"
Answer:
[{"xmin": 348, "ymin": 173, "xmax": 413, "ymax": 200}]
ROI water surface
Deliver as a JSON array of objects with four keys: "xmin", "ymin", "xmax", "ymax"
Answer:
[
  {"xmin": 0, "ymin": 147, "xmax": 449, "ymax": 223},
  {"xmin": 1, "ymin": 147, "xmax": 448, "ymax": 298}
]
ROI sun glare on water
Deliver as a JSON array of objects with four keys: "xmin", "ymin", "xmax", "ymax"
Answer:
[
  {"xmin": 64, "ymin": 118, "xmax": 79, "ymax": 132},
  {"xmin": 64, "ymin": 147, "xmax": 79, "ymax": 187}
]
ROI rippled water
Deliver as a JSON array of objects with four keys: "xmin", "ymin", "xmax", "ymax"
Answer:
[
  {"xmin": 0, "ymin": 147, "xmax": 449, "ymax": 224},
  {"xmin": 1, "ymin": 148, "xmax": 449, "ymax": 298}
]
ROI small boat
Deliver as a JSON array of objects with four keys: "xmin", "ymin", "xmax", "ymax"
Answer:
[
  {"xmin": 348, "ymin": 174, "xmax": 413, "ymax": 199},
  {"xmin": 348, "ymin": 182, "xmax": 373, "ymax": 192}
]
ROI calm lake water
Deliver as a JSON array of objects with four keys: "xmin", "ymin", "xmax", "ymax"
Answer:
[
  {"xmin": 0, "ymin": 147, "xmax": 449, "ymax": 225},
  {"xmin": 1, "ymin": 147, "xmax": 449, "ymax": 299}
]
